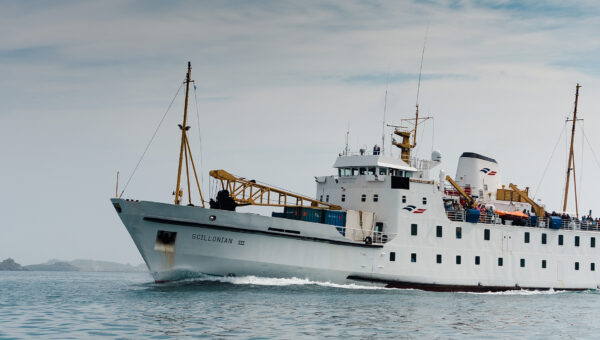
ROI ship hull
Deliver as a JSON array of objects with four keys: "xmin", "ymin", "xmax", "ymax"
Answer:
[{"xmin": 112, "ymin": 198, "xmax": 599, "ymax": 291}]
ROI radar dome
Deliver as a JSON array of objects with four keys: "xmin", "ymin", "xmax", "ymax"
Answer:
[{"xmin": 431, "ymin": 150, "xmax": 442, "ymax": 162}]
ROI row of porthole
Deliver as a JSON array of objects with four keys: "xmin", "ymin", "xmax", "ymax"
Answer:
[
  {"xmin": 410, "ymin": 225, "xmax": 597, "ymax": 248},
  {"xmin": 389, "ymin": 252, "xmax": 596, "ymax": 271},
  {"xmin": 335, "ymin": 194, "xmax": 427, "ymax": 204}
]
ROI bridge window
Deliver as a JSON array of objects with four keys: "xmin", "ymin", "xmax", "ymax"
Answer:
[
  {"xmin": 592, "ymin": 237, "xmax": 596, "ymax": 248},
  {"xmin": 484, "ymin": 229, "xmax": 490, "ymax": 241},
  {"xmin": 436, "ymin": 225, "xmax": 442, "ymax": 238},
  {"xmin": 352, "ymin": 168, "xmax": 359, "ymax": 176},
  {"xmin": 520, "ymin": 259, "xmax": 526, "ymax": 268},
  {"xmin": 575, "ymin": 236, "xmax": 580, "ymax": 247},
  {"xmin": 524, "ymin": 232, "xmax": 530, "ymax": 243},
  {"xmin": 475, "ymin": 256, "xmax": 480, "ymax": 265},
  {"xmin": 436, "ymin": 254, "xmax": 442, "ymax": 264},
  {"xmin": 373, "ymin": 194, "xmax": 379, "ymax": 202},
  {"xmin": 558, "ymin": 235, "xmax": 564, "ymax": 246},
  {"xmin": 359, "ymin": 167, "xmax": 367, "ymax": 175},
  {"xmin": 541, "ymin": 233, "xmax": 547, "ymax": 245},
  {"xmin": 361, "ymin": 194, "xmax": 366, "ymax": 202},
  {"xmin": 367, "ymin": 167, "xmax": 376, "ymax": 175},
  {"xmin": 379, "ymin": 167, "xmax": 387, "ymax": 175},
  {"xmin": 411, "ymin": 253, "xmax": 417, "ymax": 263},
  {"xmin": 575, "ymin": 262, "xmax": 580, "ymax": 270},
  {"xmin": 389, "ymin": 252, "xmax": 395, "ymax": 261},
  {"xmin": 456, "ymin": 227, "xmax": 462, "ymax": 239},
  {"xmin": 542, "ymin": 260, "xmax": 547, "ymax": 269},
  {"xmin": 341, "ymin": 194, "xmax": 345, "ymax": 202},
  {"xmin": 498, "ymin": 257, "xmax": 503, "ymax": 266},
  {"xmin": 411, "ymin": 224, "xmax": 418, "ymax": 236},
  {"xmin": 456, "ymin": 255, "xmax": 461, "ymax": 265}
]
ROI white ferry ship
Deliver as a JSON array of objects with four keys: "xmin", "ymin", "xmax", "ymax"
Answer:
[{"xmin": 112, "ymin": 64, "xmax": 596, "ymax": 291}]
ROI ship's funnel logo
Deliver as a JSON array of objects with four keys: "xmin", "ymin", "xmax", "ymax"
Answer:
[
  {"xmin": 403, "ymin": 205, "xmax": 426, "ymax": 214},
  {"xmin": 480, "ymin": 168, "xmax": 497, "ymax": 176}
]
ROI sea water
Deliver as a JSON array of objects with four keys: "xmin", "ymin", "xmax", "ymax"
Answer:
[{"xmin": 1, "ymin": 271, "xmax": 599, "ymax": 339}]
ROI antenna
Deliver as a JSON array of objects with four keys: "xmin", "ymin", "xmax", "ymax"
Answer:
[
  {"xmin": 381, "ymin": 73, "xmax": 390, "ymax": 156},
  {"xmin": 345, "ymin": 123, "xmax": 350, "ymax": 155},
  {"xmin": 413, "ymin": 24, "xmax": 429, "ymax": 147}
]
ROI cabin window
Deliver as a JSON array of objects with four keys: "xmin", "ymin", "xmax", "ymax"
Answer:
[
  {"xmin": 352, "ymin": 168, "xmax": 359, "ymax": 176},
  {"xmin": 558, "ymin": 235, "xmax": 564, "ymax": 246},
  {"xmin": 520, "ymin": 258, "xmax": 526, "ymax": 268},
  {"xmin": 411, "ymin": 253, "xmax": 417, "ymax": 263},
  {"xmin": 379, "ymin": 167, "xmax": 387, "ymax": 175},
  {"xmin": 575, "ymin": 262, "xmax": 580, "ymax": 271},
  {"xmin": 541, "ymin": 233, "xmax": 547, "ymax": 245},
  {"xmin": 436, "ymin": 226, "xmax": 443, "ymax": 238},
  {"xmin": 361, "ymin": 194, "xmax": 366, "ymax": 202},
  {"xmin": 456, "ymin": 255, "xmax": 461, "ymax": 265},
  {"xmin": 484, "ymin": 229, "xmax": 490, "ymax": 241},
  {"xmin": 436, "ymin": 254, "xmax": 442, "ymax": 264},
  {"xmin": 343, "ymin": 168, "xmax": 352, "ymax": 176},
  {"xmin": 411, "ymin": 224, "xmax": 418, "ymax": 236},
  {"xmin": 402, "ymin": 195, "xmax": 407, "ymax": 203},
  {"xmin": 359, "ymin": 167, "xmax": 366, "ymax": 175},
  {"xmin": 542, "ymin": 260, "xmax": 547, "ymax": 269},
  {"xmin": 373, "ymin": 194, "xmax": 379, "ymax": 202},
  {"xmin": 389, "ymin": 252, "xmax": 396, "ymax": 262},
  {"xmin": 422, "ymin": 197, "xmax": 427, "ymax": 205},
  {"xmin": 406, "ymin": 172, "xmax": 413, "ymax": 178},
  {"xmin": 320, "ymin": 195, "xmax": 323, "ymax": 202},
  {"xmin": 326, "ymin": 195, "xmax": 329, "ymax": 202},
  {"xmin": 575, "ymin": 236, "xmax": 580, "ymax": 247},
  {"xmin": 456, "ymin": 227, "xmax": 462, "ymax": 239},
  {"xmin": 524, "ymin": 232, "xmax": 530, "ymax": 243},
  {"xmin": 498, "ymin": 257, "xmax": 503, "ymax": 266},
  {"xmin": 341, "ymin": 194, "xmax": 345, "ymax": 202},
  {"xmin": 592, "ymin": 237, "xmax": 596, "ymax": 248},
  {"xmin": 367, "ymin": 167, "xmax": 376, "ymax": 175},
  {"xmin": 592, "ymin": 263, "xmax": 596, "ymax": 271},
  {"xmin": 475, "ymin": 256, "xmax": 480, "ymax": 265}
]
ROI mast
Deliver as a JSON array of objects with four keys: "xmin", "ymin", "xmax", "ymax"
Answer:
[
  {"xmin": 174, "ymin": 62, "xmax": 192, "ymax": 205},
  {"xmin": 562, "ymin": 83, "xmax": 581, "ymax": 217}
]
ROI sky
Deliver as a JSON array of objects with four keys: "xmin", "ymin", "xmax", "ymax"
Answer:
[{"xmin": 3, "ymin": 0, "xmax": 600, "ymax": 265}]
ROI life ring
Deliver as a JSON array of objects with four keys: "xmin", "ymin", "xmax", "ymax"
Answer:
[{"xmin": 364, "ymin": 236, "xmax": 372, "ymax": 245}]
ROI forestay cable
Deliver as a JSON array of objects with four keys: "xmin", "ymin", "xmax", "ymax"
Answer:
[
  {"xmin": 119, "ymin": 83, "xmax": 184, "ymax": 198},
  {"xmin": 533, "ymin": 124, "xmax": 566, "ymax": 199}
]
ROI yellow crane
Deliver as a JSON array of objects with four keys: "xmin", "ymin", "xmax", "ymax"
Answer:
[
  {"xmin": 209, "ymin": 169, "xmax": 342, "ymax": 210},
  {"xmin": 509, "ymin": 183, "xmax": 545, "ymax": 217},
  {"xmin": 445, "ymin": 175, "xmax": 475, "ymax": 208}
]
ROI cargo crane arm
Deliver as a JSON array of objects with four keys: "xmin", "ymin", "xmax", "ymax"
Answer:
[
  {"xmin": 508, "ymin": 183, "xmax": 545, "ymax": 217},
  {"xmin": 445, "ymin": 175, "xmax": 475, "ymax": 208},
  {"xmin": 209, "ymin": 169, "xmax": 341, "ymax": 210}
]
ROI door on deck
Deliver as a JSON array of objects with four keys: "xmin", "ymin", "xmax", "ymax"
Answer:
[{"xmin": 502, "ymin": 232, "xmax": 513, "ymax": 252}]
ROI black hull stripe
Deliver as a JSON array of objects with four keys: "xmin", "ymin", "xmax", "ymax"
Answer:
[
  {"xmin": 347, "ymin": 275, "xmax": 588, "ymax": 292},
  {"xmin": 143, "ymin": 217, "xmax": 382, "ymax": 248}
]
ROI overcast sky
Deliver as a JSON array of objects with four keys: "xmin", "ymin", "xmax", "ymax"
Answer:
[{"xmin": 3, "ymin": 0, "xmax": 600, "ymax": 265}]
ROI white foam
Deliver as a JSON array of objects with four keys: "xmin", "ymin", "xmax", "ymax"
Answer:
[
  {"xmin": 185, "ymin": 274, "xmax": 389, "ymax": 290},
  {"xmin": 463, "ymin": 288, "xmax": 569, "ymax": 295}
]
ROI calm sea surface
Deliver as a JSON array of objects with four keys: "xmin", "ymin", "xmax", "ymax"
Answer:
[{"xmin": 1, "ymin": 271, "xmax": 600, "ymax": 339}]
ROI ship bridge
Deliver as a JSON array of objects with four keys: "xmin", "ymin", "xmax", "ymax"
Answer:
[{"xmin": 333, "ymin": 154, "xmax": 417, "ymax": 178}]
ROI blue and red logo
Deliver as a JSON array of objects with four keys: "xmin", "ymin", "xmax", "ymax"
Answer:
[
  {"xmin": 403, "ymin": 205, "xmax": 427, "ymax": 214},
  {"xmin": 480, "ymin": 168, "xmax": 497, "ymax": 176}
]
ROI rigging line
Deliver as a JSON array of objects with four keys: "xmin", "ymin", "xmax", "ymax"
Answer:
[
  {"xmin": 381, "ymin": 71, "xmax": 390, "ymax": 155},
  {"xmin": 578, "ymin": 122, "xmax": 584, "ymax": 210},
  {"xmin": 193, "ymin": 84, "xmax": 205, "ymax": 193},
  {"xmin": 119, "ymin": 82, "xmax": 184, "ymax": 198},
  {"xmin": 533, "ymin": 124, "xmax": 566, "ymax": 199},
  {"xmin": 582, "ymin": 127, "xmax": 600, "ymax": 171}
]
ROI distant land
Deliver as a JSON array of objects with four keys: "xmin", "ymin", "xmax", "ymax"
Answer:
[{"xmin": 0, "ymin": 258, "xmax": 147, "ymax": 272}]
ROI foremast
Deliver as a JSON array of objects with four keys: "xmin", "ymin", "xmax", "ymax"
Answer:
[{"xmin": 173, "ymin": 62, "xmax": 205, "ymax": 207}]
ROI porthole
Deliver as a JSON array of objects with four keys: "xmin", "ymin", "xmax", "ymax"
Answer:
[{"xmin": 209, "ymin": 215, "xmax": 216, "ymax": 221}]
